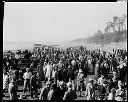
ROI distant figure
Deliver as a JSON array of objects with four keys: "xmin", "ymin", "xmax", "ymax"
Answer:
[{"xmin": 108, "ymin": 77, "xmax": 118, "ymax": 93}]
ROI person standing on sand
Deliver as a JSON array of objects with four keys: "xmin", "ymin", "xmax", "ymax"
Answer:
[
  {"xmin": 63, "ymin": 82, "xmax": 77, "ymax": 100},
  {"xmin": 8, "ymin": 79, "xmax": 18, "ymax": 100},
  {"xmin": 23, "ymin": 68, "xmax": 32, "ymax": 94},
  {"xmin": 47, "ymin": 83, "xmax": 58, "ymax": 100},
  {"xmin": 3, "ymin": 71, "xmax": 9, "ymax": 92},
  {"xmin": 39, "ymin": 81, "xmax": 51, "ymax": 100},
  {"xmin": 85, "ymin": 78, "xmax": 95, "ymax": 100},
  {"xmin": 44, "ymin": 61, "xmax": 53, "ymax": 80},
  {"xmin": 30, "ymin": 72, "xmax": 38, "ymax": 99}
]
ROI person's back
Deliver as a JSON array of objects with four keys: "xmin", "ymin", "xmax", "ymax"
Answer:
[
  {"xmin": 119, "ymin": 65, "xmax": 127, "ymax": 82},
  {"xmin": 98, "ymin": 83, "xmax": 107, "ymax": 100},
  {"xmin": 36, "ymin": 73, "xmax": 42, "ymax": 88},
  {"xmin": 30, "ymin": 74, "xmax": 37, "ymax": 88},
  {"xmin": 63, "ymin": 88, "xmax": 77, "ymax": 100},
  {"xmin": 108, "ymin": 80, "xmax": 118, "ymax": 93},
  {"xmin": 57, "ymin": 84, "xmax": 67, "ymax": 100}
]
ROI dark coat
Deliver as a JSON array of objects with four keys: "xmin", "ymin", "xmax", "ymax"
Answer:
[
  {"xmin": 57, "ymin": 87, "xmax": 67, "ymax": 100},
  {"xmin": 100, "ymin": 66, "xmax": 108, "ymax": 78},
  {"xmin": 119, "ymin": 66, "xmax": 127, "ymax": 82},
  {"xmin": 63, "ymin": 88, "xmax": 77, "ymax": 100},
  {"xmin": 57, "ymin": 69, "xmax": 64, "ymax": 81},
  {"xmin": 98, "ymin": 85, "xmax": 107, "ymax": 96},
  {"xmin": 108, "ymin": 81, "xmax": 118, "ymax": 93},
  {"xmin": 67, "ymin": 66, "xmax": 75, "ymax": 80}
]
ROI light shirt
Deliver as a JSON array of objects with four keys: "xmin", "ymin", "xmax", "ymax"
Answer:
[
  {"xmin": 23, "ymin": 72, "xmax": 32, "ymax": 79},
  {"xmin": 45, "ymin": 64, "xmax": 53, "ymax": 79}
]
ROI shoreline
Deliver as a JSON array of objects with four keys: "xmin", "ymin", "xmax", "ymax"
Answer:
[{"xmin": 3, "ymin": 42, "xmax": 127, "ymax": 53}]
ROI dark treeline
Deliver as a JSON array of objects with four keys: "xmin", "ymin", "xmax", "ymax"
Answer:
[{"xmin": 73, "ymin": 14, "xmax": 127, "ymax": 44}]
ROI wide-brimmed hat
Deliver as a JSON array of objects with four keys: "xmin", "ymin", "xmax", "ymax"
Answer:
[{"xmin": 66, "ymin": 82, "xmax": 72, "ymax": 87}]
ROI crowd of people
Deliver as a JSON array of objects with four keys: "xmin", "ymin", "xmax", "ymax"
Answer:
[{"xmin": 3, "ymin": 46, "xmax": 127, "ymax": 101}]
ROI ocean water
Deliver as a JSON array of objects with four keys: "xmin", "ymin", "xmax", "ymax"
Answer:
[{"xmin": 3, "ymin": 42, "xmax": 33, "ymax": 52}]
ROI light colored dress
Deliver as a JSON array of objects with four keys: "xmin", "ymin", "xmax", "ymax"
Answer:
[{"xmin": 45, "ymin": 64, "xmax": 53, "ymax": 79}]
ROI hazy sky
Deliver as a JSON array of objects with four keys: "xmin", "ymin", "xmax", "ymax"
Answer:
[{"xmin": 3, "ymin": 2, "xmax": 127, "ymax": 43}]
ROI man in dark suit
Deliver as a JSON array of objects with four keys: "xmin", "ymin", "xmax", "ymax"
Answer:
[{"xmin": 63, "ymin": 82, "xmax": 77, "ymax": 100}]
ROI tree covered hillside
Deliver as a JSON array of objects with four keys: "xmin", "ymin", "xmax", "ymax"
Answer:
[{"xmin": 72, "ymin": 14, "xmax": 127, "ymax": 45}]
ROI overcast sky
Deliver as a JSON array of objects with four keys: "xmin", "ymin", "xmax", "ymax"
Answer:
[{"xmin": 3, "ymin": 2, "xmax": 127, "ymax": 43}]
